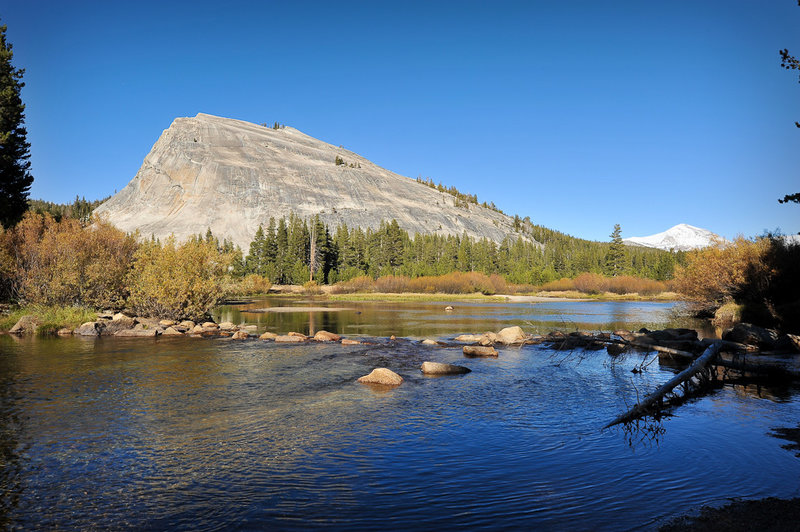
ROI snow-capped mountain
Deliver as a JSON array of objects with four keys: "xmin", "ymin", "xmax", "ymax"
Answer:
[{"xmin": 623, "ymin": 223, "xmax": 723, "ymax": 251}]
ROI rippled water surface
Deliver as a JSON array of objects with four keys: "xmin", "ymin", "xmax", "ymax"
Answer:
[{"xmin": 1, "ymin": 300, "xmax": 798, "ymax": 530}]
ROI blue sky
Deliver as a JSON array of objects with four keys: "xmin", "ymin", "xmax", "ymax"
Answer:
[{"xmin": 4, "ymin": 0, "xmax": 799, "ymax": 241}]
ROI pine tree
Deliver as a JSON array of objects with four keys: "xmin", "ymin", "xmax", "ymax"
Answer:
[
  {"xmin": 604, "ymin": 224, "xmax": 627, "ymax": 277},
  {"xmin": 0, "ymin": 23, "xmax": 33, "ymax": 228}
]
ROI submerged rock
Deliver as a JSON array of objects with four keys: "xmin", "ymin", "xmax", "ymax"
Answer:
[
  {"xmin": 57, "ymin": 328, "xmax": 73, "ymax": 336},
  {"xmin": 420, "ymin": 361, "xmax": 471, "ymax": 375},
  {"xmin": 421, "ymin": 339, "xmax": 439, "ymax": 345},
  {"xmin": 341, "ymin": 338, "xmax": 361, "ymax": 345},
  {"xmin": 357, "ymin": 368, "xmax": 403, "ymax": 386},
  {"xmin": 463, "ymin": 345, "xmax": 498, "ymax": 357}
]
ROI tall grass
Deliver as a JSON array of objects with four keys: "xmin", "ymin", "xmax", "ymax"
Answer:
[{"xmin": 0, "ymin": 304, "xmax": 97, "ymax": 334}]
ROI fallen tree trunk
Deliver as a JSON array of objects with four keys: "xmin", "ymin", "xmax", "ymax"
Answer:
[
  {"xmin": 715, "ymin": 357, "xmax": 800, "ymax": 379},
  {"xmin": 604, "ymin": 341, "xmax": 723, "ymax": 429},
  {"xmin": 628, "ymin": 341, "xmax": 696, "ymax": 360}
]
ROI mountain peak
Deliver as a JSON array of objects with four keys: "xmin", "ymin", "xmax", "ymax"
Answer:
[{"xmin": 623, "ymin": 224, "xmax": 722, "ymax": 251}]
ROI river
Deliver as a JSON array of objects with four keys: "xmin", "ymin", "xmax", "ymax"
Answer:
[{"xmin": 0, "ymin": 297, "xmax": 798, "ymax": 530}]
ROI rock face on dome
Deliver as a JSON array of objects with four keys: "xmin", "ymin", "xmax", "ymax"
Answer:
[{"xmin": 95, "ymin": 113, "xmax": 534, "ymax": 250}]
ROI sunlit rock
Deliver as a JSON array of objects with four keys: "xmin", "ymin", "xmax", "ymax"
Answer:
[
  {"xmin": 463, "ymin": 345, "xmax": 498, "ymax": 357},
  {"xmin": 420, "ymin": 361, "xmax": 471, "ymax": 375},
  {"xmin": 357, "ymin": 368, "xmax": 403, "ymax": 386}
]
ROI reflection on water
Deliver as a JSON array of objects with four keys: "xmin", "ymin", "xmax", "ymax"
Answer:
[
  {"xmin": 0, "ymin": 301, "xmax": 796, "ymax": 530},
  {"xmin": 213, "ymin": 297, "xmax": 715, "ymax": 339}
]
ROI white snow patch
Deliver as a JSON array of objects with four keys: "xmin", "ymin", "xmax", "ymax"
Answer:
[{"xmin": 623, "ymin": 223, "xmax": 723, "ymax": 251}]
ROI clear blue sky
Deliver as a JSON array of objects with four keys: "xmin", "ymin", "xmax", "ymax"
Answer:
[{"xmin": 4, "ymin": 0, "xmax": 799, "ymax": 241}]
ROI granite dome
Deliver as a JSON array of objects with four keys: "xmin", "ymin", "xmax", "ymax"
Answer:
[{"xmin": 96, "ymin": 113, "xmax": 535, "ymax": 250}]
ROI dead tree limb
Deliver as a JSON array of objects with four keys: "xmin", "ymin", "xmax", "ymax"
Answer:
[
  {"xmin": 604, "ymin": 342, "xmax": 723, "ymax": 429},
  {"xmin": 628, "ymin": 341, "xmax": 695, "ymax": 360}
]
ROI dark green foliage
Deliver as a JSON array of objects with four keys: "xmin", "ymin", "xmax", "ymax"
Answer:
[
  {"xmin": 241, "ymin": 214, "xmax": 680, "ymax": 285},
  {"xmin": 334, "ymin": 155, "xmax": 345, "ymax": 166},
  {"xmin": 28, "ymin": 195, "xmax": 110, "ymax": 223},
  {"xmin": 415, "ymin": 175, "xmax": 484, "ymax": 211},
  {"xmin": 603, "ymin": 224, "xmax": 627, "ymax": 277},
  {"xmin": 0, "ymin": 23, "xmax": 33, "ymax": 229}
]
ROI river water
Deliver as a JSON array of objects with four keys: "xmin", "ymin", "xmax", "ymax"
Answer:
[{"xmin": 0, "ymin": 298, "xmax": 798, "ymax": 530}]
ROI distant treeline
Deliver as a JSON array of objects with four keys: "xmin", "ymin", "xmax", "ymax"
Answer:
[
  {"xmin": 241, "ymin": 214, "xmax": 682, "ymax": 285},
  {"xmin": 28, "ymin": 196, "xmax": 110, "ymax": 223}
]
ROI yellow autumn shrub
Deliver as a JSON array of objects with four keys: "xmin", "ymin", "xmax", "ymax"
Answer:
[
  {"xmin": 126, "ymin": 236, "xmax": 234, "ymax": 320},
  {"xmin": 673, "ymin": 237, "xmax": 771, "ymax": 311},
  {"xmin": 0, "ymin": 212, "xmax": 136, "ymax": 307}
]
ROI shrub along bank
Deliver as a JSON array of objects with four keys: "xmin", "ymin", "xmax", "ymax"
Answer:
[{"xmin": 0, "ymin": 212, "xmax": 271, "ymax": 329}]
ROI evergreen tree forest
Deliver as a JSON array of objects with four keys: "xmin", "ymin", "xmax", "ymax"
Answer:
[{"xmin": 240, "ymin": 213, "xmax": 683, "ymax": 285}]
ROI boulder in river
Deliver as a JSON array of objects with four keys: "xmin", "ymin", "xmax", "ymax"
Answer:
[
  {"xmin": 101, "ymin": 316, "xmax": 136, "ymax": 336},
  {"xmin": 275, "ymin": 335, "xmax": 305, "ymax": 343},
  {"xmin": 76, "ymin": 321, "xmax": 101, "ymax": 336},
  {"xmin": 496, "ymin": 326, "xmax": 526, "ymax": 345},
  {"xmin": 57, "ymin": 328, "xmax": 73, "ymax": 336},
  {"xmin": 259, "ymin": 331, "xmax": 279, "ymax": 340},
  {"xmin": 479, "ymin": 332, "xmax": 499, "ymax": 346},
  {"xmin": 9, "ymin": 315, "xmax": 40, "ymax": 335},
  {"xmin": 774, "ymin": 334, "xmax": 800, "ymax": 353},
  {"xmin": 463, "ymin": 345, "xmax": 498, "ymax": 357},
  {"xmin": 115, "ymin": 328, "xmax": 159, "ymax": 337},
  {"xmin": 722, "ymin": 323, "xmax": 779, "ymax": 349},
  {"xmin": 313, "ymin": 330, "xmax": 340, "ymax": 342},
  {"xmin": 202, "ymin": 322, "xmax": 219, "ymax": 330},
  {"xmin": 454, "ymin": 334, "xmax": 484, "ymax": 343},
  {"xmin": 420, "ymin": 361, "xmax": 471, "ymax": 375},
  {"xmin": 162, "ymin": 326, "xmax": 184, "ymax": 336},
  {"xmin": 159, "ymin": 319, "xmax": 176, "ymax": 327},
  {"xmin": 421, "ymin": 339, "xmax": 439, "ymax": 345},
  {"xmin": 231, "ymin": 331, "xmax": 249, "ymax": 340},
  {"xmin": 357, "ymin": 368, "xmax": 403, "ymax": 386},
  {"xmin": 341, "ymin": 338, "xmax": 361, "ymax": 345},
  {"xmin": 219, "ymin": 321, "xmax": 236, "ymax": 331}
]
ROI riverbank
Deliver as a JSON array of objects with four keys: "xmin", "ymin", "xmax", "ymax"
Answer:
[{"xmin": 269, "ymin": 284, "xmax": 682, "ymax": 303}]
